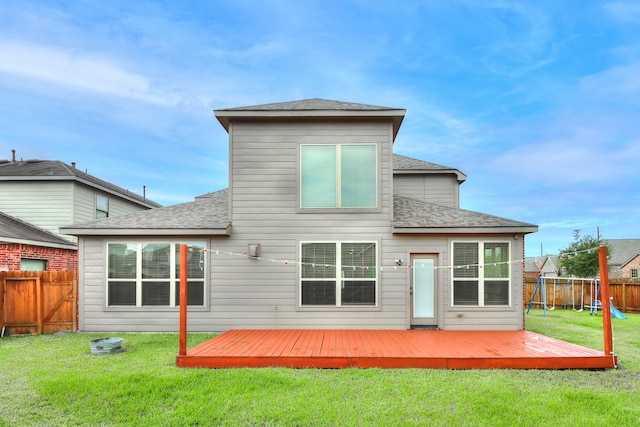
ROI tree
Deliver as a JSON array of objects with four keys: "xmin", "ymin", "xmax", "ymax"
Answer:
[{"xmin": 558, "ymin": 230, "xmax": 612, "ymax": 278}]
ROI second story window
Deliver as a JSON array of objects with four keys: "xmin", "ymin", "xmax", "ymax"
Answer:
[
  {"xmin": 96, "ymin": 194, "xmax": 110, "ymax": 219},
  {"xmin": 300, "ymin": 144, "xmax": 377, "ymax": 209}
]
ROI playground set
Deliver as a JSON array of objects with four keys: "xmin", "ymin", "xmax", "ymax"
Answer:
[{"xmin": 526, "ymin": 276, "xmax": 627, "ymax": 319}]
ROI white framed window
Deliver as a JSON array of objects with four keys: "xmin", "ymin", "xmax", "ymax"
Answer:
[
  {"xmin": 96, "ymin": 194, "xmax": 110, "ymax": 219},
  {"xmin": 452, "ymin": 241, "xmax": 510, "ymax": 306},
  {"xmin": 107, "ymin": 242, "xmax": 206, "ymax": 307},
  {"xmin": 300, "ymin": 242, "xmax": 377, "ymax": 307},
  {"xmin": 300, "ymin": 144, "xmax": 377, "ymax": 209},
  {"xmin": 632, "ymin": 269, "xmax": 638, "ymax": 278}
]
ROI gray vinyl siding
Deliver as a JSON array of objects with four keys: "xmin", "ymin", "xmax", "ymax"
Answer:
[
  {"xmin": 0, "ymin": 181, "xmax": 154, "ymax": 244},
  {"xmin": 222, "ymin": 119, "xmax": 397, "ymax": 330},
  {"xmin": 393, "ymin": 174, "xmax": 459, "ymax": 208},
  {"xmin": 73, "ymin": 183, "xmax": 153, "ymax": 223},
  {"xmin": 0, "ymin": 181, "xmax": 74, "ymax": 240},
  {"xmin": 75, "ymin": 118, "xmax": 525, "ymax": 332},
  {"xmin": 78, "ymin": 233, "xmax": 524, "ymax": 332}
]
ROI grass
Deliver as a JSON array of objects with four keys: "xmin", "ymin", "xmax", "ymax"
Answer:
[{"xmin": 0, "ymin": 310, "xmax": 638, "ymax": 426}]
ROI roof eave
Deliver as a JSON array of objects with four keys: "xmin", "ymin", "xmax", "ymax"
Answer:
[
  {"xmin": 0, "ymin": 237, "xmax": 77, "ymax": 250},
  {"xmin": 61, "ymin": 225, "xmax": 231, "ymax": 236},
  {"xmin": 394, "ymin": 169, "xmax": 468, "ymax": 182},
  {"xmin": 215, "ymin": 109, "xmax": 406, "ymax": 140},
  {"xmin": 392, "ymin": 226, "xmax": 539, "ymax": 234}
]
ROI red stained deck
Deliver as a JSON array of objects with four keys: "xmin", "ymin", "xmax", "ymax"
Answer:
[{"xmin": 176, "ymin": 330, "xmax": 617, "ymax": 370}]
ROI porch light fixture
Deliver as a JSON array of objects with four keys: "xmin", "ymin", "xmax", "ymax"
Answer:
[{"xmin": 248, "ymin": 243, "xmax": 261, "ymax": 258}]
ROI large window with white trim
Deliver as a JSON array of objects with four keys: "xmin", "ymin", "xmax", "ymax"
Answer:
[
  {"xmin": 452, "ymin": 241, "xmax": 510, "ymax": 306},
  {"xmin": 107, "ymin": 242, "xmax": 205, "ymax": 307},
  {"xmin": 300, "ymin": 242, "xmax": 377, "ymax": 306},
  {"xmin": 300, "ymin": 144, "xmax": 377, "ymax": 209}
]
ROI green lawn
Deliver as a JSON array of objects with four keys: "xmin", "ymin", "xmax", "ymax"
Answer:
[{"xmin": 1, "ymin": 310, "xmax": 639, "ymax": 426}]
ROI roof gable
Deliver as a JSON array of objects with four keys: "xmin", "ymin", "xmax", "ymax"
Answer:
[
  {"xmin": 604, "ymin": 239, "xmax": 640, "ymax": 265},
  {"xmin": 620, "ymin": 253, "xmax": 640, "ymax": 269}
]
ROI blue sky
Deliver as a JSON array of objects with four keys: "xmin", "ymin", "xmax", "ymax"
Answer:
[{"xmin": 1, "ymin": 1, "xmax": 639, "ymax": 258}]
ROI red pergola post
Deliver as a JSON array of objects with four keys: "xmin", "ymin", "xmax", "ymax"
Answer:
[
  {"xmin": 179, "ymin": 244, "xmax": 188, "ymax": 356},
  {"xmin": 598, "ymin": 245, "xmax": 613, "ymax": 357}
]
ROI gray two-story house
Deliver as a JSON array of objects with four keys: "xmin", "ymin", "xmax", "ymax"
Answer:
[
  {"xmin": 0, "ymin": 156, "xmax": 161, "ymax": 271},
  {"xmin": 63, "ymin": 99, "xmax": 537, "ymax": 332}
]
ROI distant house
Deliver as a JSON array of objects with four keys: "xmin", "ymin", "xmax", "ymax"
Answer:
[
  {"xmin": 63, "ymin": 98, "xmax": 538, "ymax": 333},
  {"xmin": 524, "ymin": 255, "xmax": 561, "ymax": 280},
  {"xmin": 0, "ymin": 156, "xmax": 161, "ymax": 271},
  {"xmin": 605, "ymin": 239, "xmax": 640, "ymax": 279},
  {"xmin": 0, "ymin": 212, "xmax": 77, "ymax": 271}
]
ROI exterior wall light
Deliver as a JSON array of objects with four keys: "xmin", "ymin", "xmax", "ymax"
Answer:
[{"xmin": 248, "ymin": 243, "xmax": 261, "ymax": 258}]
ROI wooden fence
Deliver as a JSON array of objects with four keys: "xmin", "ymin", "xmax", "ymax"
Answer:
[
  {"xmin": 0, "ymin": 271, "xmax": 77, "ymax": 335},
  {"xmin": 524, "ymin": 277, "xmax": 640, "ymax": 314}
]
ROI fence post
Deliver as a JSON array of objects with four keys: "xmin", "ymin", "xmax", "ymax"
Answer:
[
  {"xmin": 598, "ymin": 245, "xmax": 613, "ymax": 357},
  {"xmin": 179, "ymin": 244, "xmax": 188, "ymax": 356}
]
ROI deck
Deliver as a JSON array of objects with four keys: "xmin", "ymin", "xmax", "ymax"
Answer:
[{"xmin": 175, "ymin": 329, "xmax": 617, "ymax": 370}]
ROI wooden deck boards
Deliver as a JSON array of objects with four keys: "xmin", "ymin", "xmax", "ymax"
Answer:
[{"xmin": 176, "ymin": 330, "xmax": 617, "ymax": 370}]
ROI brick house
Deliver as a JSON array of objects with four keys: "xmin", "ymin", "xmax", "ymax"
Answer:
[{"xmin": 0, "ymin": 212, "xmax": 77, "ymax": 271}]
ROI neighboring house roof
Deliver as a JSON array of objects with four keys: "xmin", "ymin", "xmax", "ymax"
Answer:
[
  {"xmin": 0, "ymin": 211, "xmax": 77, "ymax": 249},
  {"xmin": 524, "ymin": 255, "xmax": 560, "ymax": 273},
  {"xmin": 393, "ymin": 154, "xmax": 467, "ymax": 182},
  {"xmin": 392, "ymin": 196, "xmax": 537, "ymax": 233},
  {"xmin": 0, "ymin": 159, "xmax": 162, "ymax": 208},
  {"xmin": 524, "ymin": 258, "xmax": 539, "ymax": 272},
  {"xmin": 61, "ymin": 189, "xmax": 230, "ymax": 236},
  {"xmin": 214, "ymin": 98, "xmax": 406, "ymax": 140},
  {"xmin": 605, "ymin": 239, "xmax": 640, "ymax": 266}
]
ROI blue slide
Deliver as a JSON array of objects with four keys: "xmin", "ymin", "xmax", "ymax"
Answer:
[{"xmin": 610, "ymin": 301, "xmax": 627, "ymax": 319}]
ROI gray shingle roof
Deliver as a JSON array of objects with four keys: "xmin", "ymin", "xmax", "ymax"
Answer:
[
  {"xmin": 393, "ymin": 154, "xmax": 467, "ymax": 182},
  {"xmin": 604, "ymin": 239, "xmax": 640, "ymax": 266},
  {"xmin": 216, "ymin": 98, "xmax": 401, "ymax": 112},
  {"xmin": 393, "ymin": 196, "xmax": 537, "ymax": 231},
  {"xmin": 0, "ymin": 211, "xmax": 76, "ymax": 248},
  {"xmin": 393, "ymin": 154, "xmax": 455, "ymax": 171},
  {"xmin": 61, "ymin": 189, "xmax": 229, "ymax": 235},
  {"xmin": 214, "ymin": 98, "xmax": 406, "ymax": 140},
  {"xmin": 62, "ymin": 154, "xmax": 537, "ymax": 235},
  {"xmin": 0, "ymin": 159, "xmax": 161, "ymax": 208}
]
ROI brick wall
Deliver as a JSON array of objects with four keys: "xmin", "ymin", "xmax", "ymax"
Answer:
[
  {"xmin": 620, "ymin": 254, "xmax": 640, "ymax": 278},
  {"xmin": 0, "ymin": 243, "xmax": 78, "ymax": 271}
]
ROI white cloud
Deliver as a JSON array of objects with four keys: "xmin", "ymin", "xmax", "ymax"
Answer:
[
  {"xmin": 579, "ymin": 62, "xmax": 640, "ymax": 103},
  {"xmin": 0, "ymin": 39, "xmax": 179, "ymax": 106},
  {"xmin": 603, "ymin": 1, "xmax": 640, "ymax": 23},
  {"xmin": 475, "ymin": 2, "xmax": 557, "ymax": 76}
]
